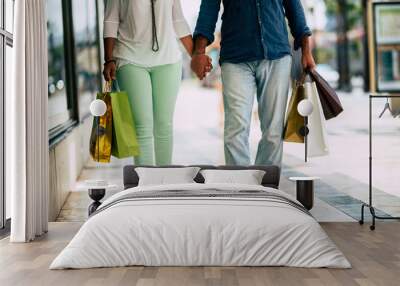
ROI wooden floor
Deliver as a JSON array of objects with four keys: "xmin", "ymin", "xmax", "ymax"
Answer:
[{"xmin": 0, "ymin": 222, "xmax": 399, "ymax": 286}]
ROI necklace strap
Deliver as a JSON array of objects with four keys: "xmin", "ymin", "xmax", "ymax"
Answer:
[{"xmin": 150, "ymin": 0, "xmax": 160, "ymax": 52}]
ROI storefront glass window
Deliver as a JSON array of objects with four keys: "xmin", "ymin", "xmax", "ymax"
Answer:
[
  {"xmin": 72, "ymin": 0, "xmax": 101, "ymax": 119},
  {"xmin": 47, "ymin": 0, "xmax": 71, "ymax": 130}
]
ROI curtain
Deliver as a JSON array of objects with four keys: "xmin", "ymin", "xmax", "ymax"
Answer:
[{"xmin": 9, "ymin": 0, "xmax": 49, "ymax": 242}]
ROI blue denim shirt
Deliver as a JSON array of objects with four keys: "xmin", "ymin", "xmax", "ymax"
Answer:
[{"xmin": 194, "ymin": 0, "xmax": 312, "ymax": 63}]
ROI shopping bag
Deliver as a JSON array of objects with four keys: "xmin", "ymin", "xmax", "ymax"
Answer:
[
  {"xmin": 110, "ymin": 89, "xmax": 140, "ymax": 158},
  {"xmin": 89, "ymin": 92, "xmax": 113, "ymax": 163},
  {"xmin": 305, "ymin": 80, "xmax": 329, "ymax": 157},
  {"xmin": 284, "ymin": 81, "xmax": 306, "ymax": 143},
  {"xmin": 389, "ymin": 97, "xmax": 400, "ymax": 117},
  {"xmin": 308, "ymin": 68, "xmax": 343, "ymax": 120}
]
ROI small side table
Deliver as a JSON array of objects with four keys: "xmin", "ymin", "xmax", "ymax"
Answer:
[
  {"xmin": 289, "ymin": 177, "xmax": 319, "ymax": 210},
  {"xmin": 82, "ymin": 180, "xmax": 117, "ymax": 216},
  {"xmin": 88, "ymin": 188, "xmax": 106, "ymax": 216}
]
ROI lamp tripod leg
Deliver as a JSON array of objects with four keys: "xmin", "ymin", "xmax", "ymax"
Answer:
[
  {"xmin": 97, "ymin": 116, "xmax": 100, "ymax": 162},
  {"xmin": 304, "ymin": 116, "xmax": 308, "ymax": 162}
]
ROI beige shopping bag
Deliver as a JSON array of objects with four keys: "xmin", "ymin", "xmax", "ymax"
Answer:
[
  {"xmin": 305, "ymin": 80, "xmax": 329, "ymax": 157},
  {"xmin": 284, "ymin": 81, "xmax": 306, "ymax": 143}
]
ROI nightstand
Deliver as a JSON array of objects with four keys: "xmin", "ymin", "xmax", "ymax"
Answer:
[
  {"xmin": 88, "ymin": 188, "xmax": 106, "ymax": 216},
  {"xmin": 84, "ymin": 180, "xmax": 115, "ymax": 216},
  {"xmin": 289, "ymin": 177, "xmax": 319, "ymax": 210}
]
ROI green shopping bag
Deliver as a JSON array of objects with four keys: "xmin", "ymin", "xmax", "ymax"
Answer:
[{"xmin": 110, "ymin": 89, "xmax": 140, "ymax": 158}]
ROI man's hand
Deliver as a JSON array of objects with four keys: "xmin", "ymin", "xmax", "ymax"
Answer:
[
  {"xmin": 301, "ymin": 36, "xmax": 316, "ymax": 70},
  {"xmin": 103, "ymin": 61, "xmax": 117, "ymax": 82},
  {"xmin": 302, "ymin": 51, "xmax": 316, "ymax": 71},
  {"xmin": 191, "ymin": 53, "xmax": 212, "ymax": 80}
]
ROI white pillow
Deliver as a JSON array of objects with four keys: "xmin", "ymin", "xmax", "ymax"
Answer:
[
  {"xmin": 135, "ymin": 167, "xmax": 200, "ymax": 186},
  {"xmin": 200, "ymin": 169, "xmax": 266, "ymax": 185}
]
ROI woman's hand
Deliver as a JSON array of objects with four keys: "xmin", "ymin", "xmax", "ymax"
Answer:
[{"xmin": 103, "ymin": 61, "xmax": 117, "ymax": 82}]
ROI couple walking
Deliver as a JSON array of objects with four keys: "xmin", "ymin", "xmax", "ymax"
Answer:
[{"xmin": 102, "ymin": 0, "xmax": 315, "ymax": 167}]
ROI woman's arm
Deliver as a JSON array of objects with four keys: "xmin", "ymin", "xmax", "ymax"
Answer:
[
  {"xmin": 172, "ymin": 0, "xmax": 192, "ymax": 57},
  {"xmin": 103, "ymin": 38, "xmax": 117, "ymax": 81},
  {"xmin": 180, "ymin": 35, "xmax": 194, "ymax": 56},
  {"xmin": 103, "ymin": 0, "xmax": 120, "ymax": 81}
]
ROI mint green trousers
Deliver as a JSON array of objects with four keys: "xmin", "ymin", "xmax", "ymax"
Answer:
[{"xmin": 116, "ymin": 61, "xmax": 182, "ymax": 165}]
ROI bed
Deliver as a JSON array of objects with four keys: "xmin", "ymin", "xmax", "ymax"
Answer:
[{"xmin": 50, "ymin": 165, "xmax": 350, "ymax": 269}]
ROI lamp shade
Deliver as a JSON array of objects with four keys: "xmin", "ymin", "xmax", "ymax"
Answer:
[
  {"xmin": 297, "ymin": 99, "xmax": 314, "ymax": 116},
  {"xmin": 90, "ymin": 99, "xmax": 107, "ymax": 117}
]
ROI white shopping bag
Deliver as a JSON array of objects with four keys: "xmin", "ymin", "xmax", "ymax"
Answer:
[{"xmin": 304, "ymin": 80, "xmax": 329, "ymax": 157}]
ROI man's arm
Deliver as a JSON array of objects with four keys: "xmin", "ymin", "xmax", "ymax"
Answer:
[
  {"xmin": 191, "ymin": 0, "xmax": 221, "ymax": 79},
  {"xmin": 193, "ymin": 0, "xmax": 221, "ymax": 47},
  {"xmin": 283, "ymin": 0, "xmax": 315, "ymax": 69},
  {"xmin": 191, "ymin": 36, "xmax": 212, "ymax": 79},
  {"xmin": 300, "ymin": 36, "xmax": 316, "ymax": 70}
]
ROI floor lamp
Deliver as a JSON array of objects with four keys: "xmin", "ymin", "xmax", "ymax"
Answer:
[
  {"xmin": 297, "ymin": 99, "xmax": 314, "ymax": 162},
  {"xmin": 87, "ymin": 99, "xmax": 108, "ymax": 215}
]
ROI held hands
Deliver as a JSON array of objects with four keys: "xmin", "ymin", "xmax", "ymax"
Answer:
[
  {"xmin": 103, "ymin": 54, "xmax": 213, "ymax": 81},
  {"xmin": 191, "ymin": 53, "xmax": 213, "ymax": 80},
  {"xmin": 103, "ymin": 61, "xmax": 117, "ymax": 82}
]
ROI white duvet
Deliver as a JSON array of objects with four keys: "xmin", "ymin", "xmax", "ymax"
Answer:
[{"xmin": 50, "ymin": 183, "xmax": 351, "ymax": 269}]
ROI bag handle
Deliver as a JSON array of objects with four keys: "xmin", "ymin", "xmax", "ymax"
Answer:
[
  {"xmin": 104, "ymin": 80, "xmax": 113, "ymax": 93},
  {"xmin": 297, "ymin": 68, "xmax": 313, "ymax": 86}
]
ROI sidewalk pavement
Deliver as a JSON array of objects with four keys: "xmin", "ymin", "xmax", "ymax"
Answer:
[
  {"xmin": 58, "ymin": 79, "xmax": 400, "ymax": 222},
  {"xmin": 174, "ymin": 79, "xmax": 400, "ymax": 219}
]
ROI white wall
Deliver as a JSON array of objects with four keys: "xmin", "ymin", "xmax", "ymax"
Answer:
[{"xmin": 48, "ymin": 118, "xmax": 92, "ymax": 221}]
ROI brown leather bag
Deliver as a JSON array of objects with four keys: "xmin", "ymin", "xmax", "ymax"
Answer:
[{"xmin": 308, "ymin": 69, "xmax": 343, "ymax": 120}]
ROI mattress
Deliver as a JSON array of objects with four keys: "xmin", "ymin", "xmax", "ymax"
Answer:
[{"xmin": 50, "ymin": 183, "xmax": 351, "ymax": 269}]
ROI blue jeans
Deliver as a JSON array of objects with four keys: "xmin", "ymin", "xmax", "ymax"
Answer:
[{"xmin": 221, "ymin": 55, "xmax": 292, "ymax": 166}]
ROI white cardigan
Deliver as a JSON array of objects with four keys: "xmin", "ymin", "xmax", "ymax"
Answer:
[{"xmin": 104, "ymin": 0, "xmax": 191, "ymax": 68}]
